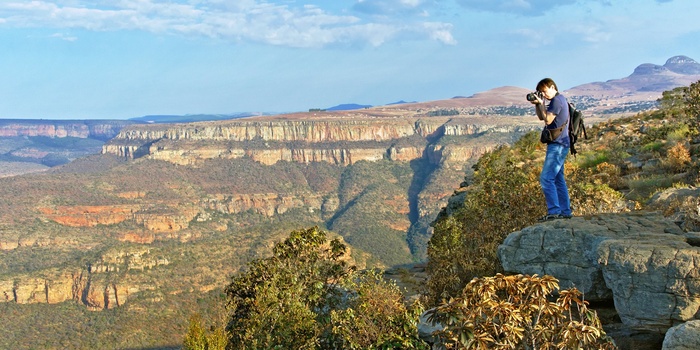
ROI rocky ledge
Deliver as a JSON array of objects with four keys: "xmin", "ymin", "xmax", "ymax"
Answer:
[{"xmin": 498, "ymin": 210, "xmax": 700, "ymax": 349}]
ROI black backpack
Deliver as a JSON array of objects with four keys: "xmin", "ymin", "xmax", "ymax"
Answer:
[{"xmin": 568, "ymin": 103, "xmax": 587, "ymax": 156}]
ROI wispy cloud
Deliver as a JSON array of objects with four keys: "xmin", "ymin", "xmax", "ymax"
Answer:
[
  {"xmin": 456, "ymin": 0, "xmax": 580, "ymax": 16},
  {"xmin": 0, "ymin": 0, "xmax": 456, "ymax": 47},
  {"xmin": 49, "ymin": 32, "xmax": 77, "ymax": 41},
  {"xmin": 353, "ymin": 0, "xmax": 429, "ymax": 15}
]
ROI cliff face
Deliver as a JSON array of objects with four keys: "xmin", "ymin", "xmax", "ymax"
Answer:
[
  {"xmin": 103, "ymin": 117, "xmax": 539, "ymax": 166},
  {"xmin": 0, "ymin": 247, "xmax": 167, "ymax": 310}
]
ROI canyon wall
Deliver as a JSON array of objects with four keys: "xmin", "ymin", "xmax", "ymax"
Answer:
[
  {"xmin": 0, "ymin": 248, "xmax": 167, "ymax": 310},
  {"xmin": 103, "ymin": 117, "xmax": 539, "ymax": 166}
]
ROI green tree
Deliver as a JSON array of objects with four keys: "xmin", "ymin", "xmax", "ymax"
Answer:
[
  {"xmin": 223, "ymin": 227, "xmax": 427, "ymax": 349},
  {"xmin": 659, "ymin": 86, "xmax": 687, "ymax": 118},
  {"xmin": 183, "ymin": 313, "xmax": 227, "ymax": 350},
  {"xmin": 225, "ymin": 227, "xmax": 353, "ymax": 349},
  {"xmin": 330, "ymin": 269, "xmax": 428, "ymax": 349},
  {"xmin": 659, "ymin": 80, "xmax": 700, "ymax": 131},
  {"xmin": 683, "ymin": 80, "xmax": 700, "ymax": 129}
]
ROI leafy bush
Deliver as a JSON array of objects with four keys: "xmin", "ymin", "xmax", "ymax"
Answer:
[
  {"xmin": 427, "ymin": 274, "xmax": 617, "ymax": 350},
  {"xmin": 626, "ymin": 174, "xmax": 676, "ymax": 202},
  {"xmin": 667, "ymin": 124, "xmax": 692, "ymax": 142},
  {"xmin": 329, "ymin": 269, "xmax": 428, "ymax": 349},
  {"xmin": 577, "ymin": 150, "xmax": 610, "ymax": 169},
  {"xmin": 683, "ymin": 80, "xmax": 700, "ymax": 130},
  {"xmin": 663, "ymin": 142, "xmax": 692, "ymax": 173},
  {"xmin": 223, "ymin": 227, "xmax": 426, "ymax": 349},
  {"xmin": 225, "ymin": 227, "xmax": 352, "ymax": 349},
  {"xmin": 183, "ymin": 313, "xmax": 227, "ymax": 350},
  {"xmin": 640, "ymin": 141, "xmax": 663, "ymax": 153}
]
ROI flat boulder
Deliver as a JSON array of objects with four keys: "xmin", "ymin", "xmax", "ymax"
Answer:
[{"xmin": 498, "ymin": 211, "xmax": 700, "ymax": 329}]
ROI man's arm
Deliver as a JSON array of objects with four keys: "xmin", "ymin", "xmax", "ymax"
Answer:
[{"xmin": 534, "ymin": 103, "xmax": 556, "ymax": 125}]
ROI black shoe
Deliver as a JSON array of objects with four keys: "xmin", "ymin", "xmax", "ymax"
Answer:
[
  {"xmin": 537, "ymin": 214, "xmax": 560, "ymax": 222},
  {"xmin": 559, "ymin": 214, "xmax": 572, "ymax": 219}
]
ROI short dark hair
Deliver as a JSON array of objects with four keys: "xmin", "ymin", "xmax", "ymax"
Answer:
[{"xmin": 536, "ymin": 78, "xmax": 558, "ymax": 92}]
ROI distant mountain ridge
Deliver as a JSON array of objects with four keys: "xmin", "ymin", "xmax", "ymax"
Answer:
[
  {"xmin": 129, "ymin": 112, "xmax": 265, "ymax": 124},
  {"xmin": 566, "ymin": 55, "xmax": 700, "ymax": 98},
  {"xmin": 324, "ymin": 103, "xmax": 372, "ymax": 111},
  {"xmin": 660, "ymin": 55, "xmax": 700, "ymax": 75}
]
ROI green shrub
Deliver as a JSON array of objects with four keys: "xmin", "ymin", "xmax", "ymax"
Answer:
[
  {"xmin": 329, "ymin": 269, "xmax": 428, "ymax": 349},
  {"xmin": 641, "ymin": 141, "xmax": 664, "ymax": 153},
  {"xmin": 225, "ymin": 227, "xmax": 352, "ymax": 349},
  {"xmin": 223, "ymin": 227, "xmax": 426, "ymax": 349},
  {"xmin": 667, "ymin": 124, "xmax": 691, "ymax": 142},
  {"xmin": 183, "ymin": 313, "xmax": 227, "ymax": 350},
  {"xmin": 577, "ymin": 150, "xmax": 610, "ymax": 169},
  {"xmin": 627, "ymin": 175, "xmax": 676, "ymax": 202}
]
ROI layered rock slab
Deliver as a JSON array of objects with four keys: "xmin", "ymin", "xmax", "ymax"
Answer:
[{"xmin": 498, "ymin": 212, "xmax": 700, "ymax": 329}]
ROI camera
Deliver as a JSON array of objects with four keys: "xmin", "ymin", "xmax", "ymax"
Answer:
[{"xmin": 526, "ymin": 91, "xmax": 542, "ymax": 102}]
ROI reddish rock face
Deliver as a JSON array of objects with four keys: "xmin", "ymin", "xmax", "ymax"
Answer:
[{"xmin": 38, "ymin": 205, "xmax": 139, "ymax": 227}]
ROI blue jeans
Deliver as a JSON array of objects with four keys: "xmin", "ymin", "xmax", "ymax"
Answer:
[{"xmin": 540, "ymin": 143, "xmax": 571, "ymax": 216}]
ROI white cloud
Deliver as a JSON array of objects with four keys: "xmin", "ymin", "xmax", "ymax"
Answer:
[
  {"xmin": 49, "ymin": 32, "xmax": 77, "ymax": 41},
  {"xmin": 0, "ymin": 0, "xmax": 455, "ymax": 48},
  {"xmin": 353, "ymin": 0, "xmax": 428, "ymax": 15},
  {"xmin": 456, "ymin": 0, "xmax": 578, "ymax": 16}
]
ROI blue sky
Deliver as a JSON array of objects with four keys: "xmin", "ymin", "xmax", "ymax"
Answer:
[{"xmin": 0, "ymin": 0, "xmax": 698, "ymax": 120}]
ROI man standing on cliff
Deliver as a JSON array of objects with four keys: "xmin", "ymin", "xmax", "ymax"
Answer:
[{"xmin": 530, "ymin": 78, "xmax": 572, "ymax": 221}]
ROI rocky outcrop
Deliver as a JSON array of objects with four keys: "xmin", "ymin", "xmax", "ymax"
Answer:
[
  {"xmin": 647, "ymin": 187, "xmax": 700, "ymax": 232},
  {"xmin": 33, "ymin": 192, "xmax": 326, "ymax": 232},
  {"xmin": 202, "ymin": 193, "xmax": 325, "ymax": 217},
  {"xmin": 147, "ymin": 142, "xmax": 396, "ymax": 166},
  {"xmin": 36, "ymin": 204, "xmax": 202, "ymax": 233},
  {"xmin": 0, "ymin": 248, "xmax": 167, "ymax": 310},
  {"xmin": 498, "ymin": 212, "xmax": 699, "ymax": 327},
  {"xmin": 498, "ymin": 211, "xmax": 700, "ymax": 347},
  {"xmin": 0, "ymin": 269, "xmax": 133, "ymax": 310},
  {"xmin": 109, "ymin": 119, "xmax": 425, "ymax": 144},
  {"xmin": 37, "ymin": 205, "xmax": 141, "ymax": 227}
]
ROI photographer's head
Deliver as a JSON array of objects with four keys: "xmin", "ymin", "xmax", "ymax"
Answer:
[{"xmin": 536, "ymin": 78, "xmax": 559, "ymax": 100}]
